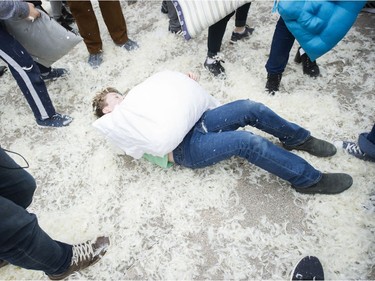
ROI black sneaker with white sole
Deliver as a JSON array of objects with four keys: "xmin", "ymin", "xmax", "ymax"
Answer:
[
  {"xmin": 230, "ymin": 25, "xmax": 254, "ymax": 44},
  {"xmin": 36, "ymin": 113, "xmax": 73, "ymax": 127},
  {"xmin": 204, "ymin": 56, "xmax": 226, "ymax": 78}
]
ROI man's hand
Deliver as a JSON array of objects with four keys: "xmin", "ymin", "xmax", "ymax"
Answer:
[
  {"xmin": 27, "ymin": 3, "xmax": 41, "ymax": 22},
  {"xmin": 187, "ymin": 72, "xmax": 199, "ymax": 82}
]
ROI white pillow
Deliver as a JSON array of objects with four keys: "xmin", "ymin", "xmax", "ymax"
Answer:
[{"xmin": 92, "ymin": 70, "xmax": 220, "ymax": 159}]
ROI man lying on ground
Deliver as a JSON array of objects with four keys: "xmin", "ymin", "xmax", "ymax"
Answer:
[{"xmin": 92, "ymin": 70, "xmax": 352, "ymax": 195}]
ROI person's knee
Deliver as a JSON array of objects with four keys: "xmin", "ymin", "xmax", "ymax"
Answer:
[
  {"xmin": 243, "ymin": 99, "xmax": 267, "ymax": 114},
  {"xmin": 236, "ymin": 132, "xmax": 269, "ymax": 158},
  {"xmin": 18, "ymin": 171, "xmax": 36, "ymax": 208}
]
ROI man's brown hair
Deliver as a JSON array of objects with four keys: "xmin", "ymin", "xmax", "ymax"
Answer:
[{"xmin": 92, "ymin": 87, "xmax": 122, "ymax": 118}]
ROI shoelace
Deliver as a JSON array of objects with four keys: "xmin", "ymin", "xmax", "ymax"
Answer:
[
  {"xmin": 71, "ymin": 240, "xmax": 94, "ymax": 266},
  {"xmin": 211, "ymin": 55, "xmax": 225, "ymax": 65},
  {"xmin": 344, "ymin": 142, "xmax": 364, "ymax": 155}
]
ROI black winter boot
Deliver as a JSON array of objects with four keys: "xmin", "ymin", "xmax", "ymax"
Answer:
[
  {"xmin": 283, "ymin": 136, "xmax": 337, "ymax": 157},
  {"xmin": 293, "ymin": 173, "xmax": 353, "ymax": 194},
  {"xmin": 294, "ymin": 47, "xmax": 320, "ymax": 77},
  {"xmin": 265, "ymin": 73, "xmax": 282, "ymax": 95}
]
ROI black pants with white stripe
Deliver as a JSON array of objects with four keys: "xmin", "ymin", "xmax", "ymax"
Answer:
[{"xmin": 0, "ymin": 25, "xmax": 56, "ymax": 121}]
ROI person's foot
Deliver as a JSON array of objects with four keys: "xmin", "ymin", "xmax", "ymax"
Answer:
[
  {"xmin": 265, "ymin": 73, "xmax": 282, "ymax": 95},
  {"xmin": 362, "ymin": 1, "xmax": 375, "ymax": 13},
  {"xmin": 294, "ymin": 47, "xmax": 320, "ymax": 77},
  {"xmin": 204, "ymin": 56, "xmax": 226, "ymax": 78},
  {"xmin": 291, "ymin": 256, "xmax": 324, "ymax": 280},
  {"xmin": 41, "ymin": 68, "xmax": 68, "ymax": 81},
  {"xmin": 293, "ymin": 173, "xmax": 353, "ymax": 194},
  {"xmin": 119, "ymin": 39, "xmax": 139, "ymax": 51},
  {"xmin": 161, "ymin": 1, "xmax": 168, "ymax": 14},
  {"xmin": 47, "ymin": 236, "xmax": 110, "ymax": 280},
  {"xmin": 36, "ymin": 113, "xmax": 73, "ymax": 127},
  {"xmin": 0, "ymin": 65, "xmax": 7, "ymax": 77},
  {"xmin": 0, "ymin": 259, "xmax": 9, "ymax": 269},
  {"xmin": 168, "ymin": 26, "xmax": 184, "ymax": 36},
  {"xmin": 230, "ymin": 25, "xmax": 254, "ymax": 44},
  {"xmin": 283, "ymin": 136, "xmax": 337, "ymax": 157},
  {"xmin": 88, "ymin": 53, "xmax": 103, "ymax": 69},
  {"xmin": 334, "ymin": 141, "xmax": 375, "ymax": 162}
]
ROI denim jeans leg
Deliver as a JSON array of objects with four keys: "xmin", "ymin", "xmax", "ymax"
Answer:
[
  {"xmin": 200, "ymin": 99, "xmax": 310, "ymax": 146},
  {"xmin": 186, "ymin": 129, "xmax": 321, "ymax": 187},
  {"xmin": 265, "ymin": 17, "xmax": 295, "ymax": 74},
  {"xmin": 0, "ymin": 148, "xmax": 72, "ymax": 275},
  {"xmin": 0, "ymin": 198, "xmax": 73, "ymax": 275},
  {"xmin": 173, "ymin": 100, "xmax": 321, "ymax": 187}
]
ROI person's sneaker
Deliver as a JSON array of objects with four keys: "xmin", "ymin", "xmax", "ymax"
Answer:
[
  {"xmin": 168, "ymin": 26, "xmax": 184, "ymax": 36},
  {"xmin": 161, "ymin": 1, "xmax": 168, "ymax": 14},
  {"xmin": 0, "ymin": 65, "xmax": 7, "ymax": 77},
  {"xmin": 294, "ymin": 47, "xmax": 320, "ymax": 77},
  {"xmin": 335, "ymin": 141, "xmax": 375, "ymax": 162},
  {"xmin": 283, "ymin": 136, "xmax": 337, "ymax": 157},
  {"xmin": 36, "ymin": 113, "xmax": 73, "ymax": 127},
  {"xmin": 204, "ymin": 56, "xmax": 226, "ymax": 78},
  {"xmin": 88, "ymin": 53, "xmax": 103, "ymax": 69},
  {"xmin": 47, "ymin": 236, "xmax": 110, "ymax": 280},
  {"xmin": 230, "ymin": 25, "xmax": 254, "ymax": 44},
  {"xmin": 265, "ymin": 73, "xmax": 282, "ymax": 95},
  {"xmin": 293, "ymin": 173, "xmax": 353, "ymax": 195},
  {"xmin": 41, "ymin": 68, "xmax": 68, "ymax": 81},
  {"xmin": 119, "ymin": 39, "xmax": 139, "ymax": 51},
  {"xmin": 362, "ymin": 1, "xmax": 375, "ymax": 13},
  {"xmin": 290, "ymin": 256, "xmax": 324, "ymax": 280},
  {"xmin": 0, "ymin": 259, "xmax": 9, "ymax": 269}
]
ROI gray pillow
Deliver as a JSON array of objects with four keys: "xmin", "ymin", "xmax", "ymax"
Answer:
[{"xmin": 4, "ymin": 9, "xmax": 82, "ymax": 67}]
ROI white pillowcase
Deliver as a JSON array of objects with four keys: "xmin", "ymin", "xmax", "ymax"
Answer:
[{"xmin": 92, "ymin": 70, "xmax": 220, "ymax": 159}]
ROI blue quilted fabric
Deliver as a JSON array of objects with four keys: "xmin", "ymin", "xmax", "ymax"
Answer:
[{"xmin": 277, "ymin": 0, "xmax": 366, "ymax": 61}]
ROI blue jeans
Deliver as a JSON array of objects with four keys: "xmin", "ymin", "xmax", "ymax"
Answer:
[
  {"xmin": 265, "ymin": 17, "xmax": 295, "ymax": 74},
  {"xmin": 0, "ymin": 148, "xmax": 72, "ymax": 275},
  {"xmin": 173, "ymin": 100, "xmax": 322, "ymax": 188}
]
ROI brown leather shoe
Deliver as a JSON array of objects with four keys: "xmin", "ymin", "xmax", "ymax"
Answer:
[{"xmin": 47, "ymin": 236, "xmax": 110, "ymax": 280}]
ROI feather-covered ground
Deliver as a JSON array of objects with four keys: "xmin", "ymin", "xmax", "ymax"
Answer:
[{"xmin": 0, "ymin": 1, "xmax": 374, "ymax": 280}]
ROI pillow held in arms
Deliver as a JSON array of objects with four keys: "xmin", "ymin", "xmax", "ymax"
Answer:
[
  {"xmin": 278, "ymin": 0, "xmax": 366, "ymax": 61},
  {"xmin": 4, "ymin": 9, "xmax": 82, "ymax": 67},
  {"xmin": 172, "ymin": 0, "xmax": 250, "ymax": 40},
  {"xmin": 92, "ymin": 70, "xmax": 220, "ymax": 159}
]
